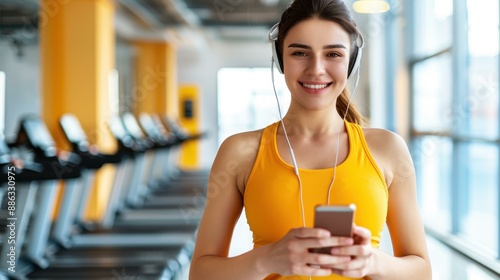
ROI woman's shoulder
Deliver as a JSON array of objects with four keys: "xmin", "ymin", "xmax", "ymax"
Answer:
[
  {"xmin": 214, "ymin": 128, "xmax": 267, "ymax": 194},
  {"xmin": 218, "ymin": 129, "xmax": 264, "ymax": 157},
  {"xmin": 361, "ymin": 127, "xmax": 413, "ymax": 186},
  {"xmin": 361, "ymin": 127, "xmax": 407, "ymax": 149}
]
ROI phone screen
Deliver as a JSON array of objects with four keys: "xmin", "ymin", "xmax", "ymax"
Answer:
[{"xmin": 310, "ymin": 204, "xmax": 356, "ymax": 254}]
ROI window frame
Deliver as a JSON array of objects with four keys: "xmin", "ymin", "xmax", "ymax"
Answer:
[{"xmin": 407, "ymin": 0, "xmax": 500, "ymax": 274}]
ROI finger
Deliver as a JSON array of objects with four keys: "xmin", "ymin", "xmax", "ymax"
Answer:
[
  {"xmin": 301, "ymin": 236, "xmax": 354, "ymax": 252},
  {"xmin": 291, "ymin": 227, "xmax": 331, "ymax": 239},
  {"xmin": 306, "ymin": 252, "xmax": 352, "ymax": 266},
  {"xmin": 330, "ymin": 244, "xmax": 372, "ymax": 257},
  {"xmin": 329, "ymin": 256, "xmax": 370, "ymax": 279},
  {"xmin": 327, "ymin": 255, "xmax": 367, "ymax": 271},
  {"xmin": 353, "ymin": 226, "xmax": 371, "ymax": 245}
]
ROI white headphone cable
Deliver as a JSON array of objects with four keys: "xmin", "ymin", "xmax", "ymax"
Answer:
[
  {"xmin": 271, "ymin": 58, "xmax": 306, "ymax": 228},
  {"xmin": 326, "ymin": 62, "xmax": 362, "ymax": 205}
]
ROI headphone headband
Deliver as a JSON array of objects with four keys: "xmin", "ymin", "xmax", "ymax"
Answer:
[{"xmin": 269, "ymin": 22, "xmax": 364, "ymax": 78}]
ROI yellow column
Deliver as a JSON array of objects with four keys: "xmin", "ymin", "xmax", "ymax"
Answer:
[
  {"xmin": 178, "ymin": 84, "xmax": 201, "ymax": 170},
  {"xmin": 40, "ymin": 0, "xmax": 116, "ymax": 220},
  {"xmin": 133, "ymin": 41, "xmax": 178, "ymax": 117}
]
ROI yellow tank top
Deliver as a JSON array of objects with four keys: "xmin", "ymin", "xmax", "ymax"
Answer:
[{"xmin": 244, "ymin": 121, "xmax": 388, "ymax": 280}]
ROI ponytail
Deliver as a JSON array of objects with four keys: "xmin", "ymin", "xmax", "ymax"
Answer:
[{"xmin": 336, "ymin": 89, "xmax": 368, "ymax": 126}]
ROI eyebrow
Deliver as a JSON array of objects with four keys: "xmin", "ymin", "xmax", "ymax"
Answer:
[{"xmin": 287, "ymin": 43, "xmax": 347, "ymax": 50}]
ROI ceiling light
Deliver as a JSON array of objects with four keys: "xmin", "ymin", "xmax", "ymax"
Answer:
[
  {"xmin": 260, "ymin": 0, "xmax": 280, "ymax": 6},
  {"xmin": 353, "ymin": 0, "xmax": 390, "ymax": 14}
]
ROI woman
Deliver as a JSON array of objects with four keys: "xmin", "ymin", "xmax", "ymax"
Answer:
[{"xmin": 189, "ymin": 0, "xmax": 431, "ymax": 279}]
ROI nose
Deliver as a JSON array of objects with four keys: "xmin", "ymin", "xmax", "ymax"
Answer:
[{"xmin": 306, "ymin": 56, "xmax": 326, "ymax": 76}]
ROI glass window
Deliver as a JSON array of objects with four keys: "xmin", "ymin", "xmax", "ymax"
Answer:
[
  {"xmin": 411, "ymin": 0, "xmax": 500, "ymax": 268},
  {"xmin": 464, "ymin": 0, "xmax": 499, "ymax": 139},
  {"xmin": 458, "ymin": 143, "xmax": 498, "ymax": 257},
  {"xmin": 412, "ymin": 54, "xmax": 453, "ymax": 132},
  {"xmin": 413, "ymin": 0, "xmax": 453, "ymax": 57},
  {"xmin": 412, "ymin": 136, "xmax": 453, "ymax": 233},
  {"xmin": 217, "ymin": 68, "xmax": 288, "ymax": 145}
]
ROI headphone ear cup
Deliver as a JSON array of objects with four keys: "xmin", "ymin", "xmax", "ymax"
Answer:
[
  {"xmin": 271, "ymin": 40, "xmax": 284, "ymax": 74},
  {"xmin": 269, "ymin": 23, "xmax": 283, "ymax": 74},
  {"xmin": 347, "ymin": 46, "xmax": 362, "ymax": 79}
]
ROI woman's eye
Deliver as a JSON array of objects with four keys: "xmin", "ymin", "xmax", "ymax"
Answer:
[
  {"xmin": 292, "ymin": 51, "xmax": 307, "ymax": 57},
  {"xmin": 327, "ymin": 52, "xmax": 341, "ymax": 58}
]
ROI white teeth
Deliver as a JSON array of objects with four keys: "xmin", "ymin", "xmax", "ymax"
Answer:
[{"xmin": 302, "ymin": 83, "xmax": 328, "ymax": 89}]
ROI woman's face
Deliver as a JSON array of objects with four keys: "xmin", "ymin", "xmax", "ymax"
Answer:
[{"xmin": 282, "ymin": 18, "xmax": 352, "ymax": 112}]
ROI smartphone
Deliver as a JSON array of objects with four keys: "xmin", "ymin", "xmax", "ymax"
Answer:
[{"xmin": 310, "ymin": 204, "xmax": 356, "ymax": 254}]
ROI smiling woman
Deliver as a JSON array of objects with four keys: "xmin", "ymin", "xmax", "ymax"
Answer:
[
  {"xmin": 282, "ymin": 19, "xmax": 352, "ymax": 112},
  {"xmin": 189, "ymin": 0, "xmax": 431, "ymax": 279}
]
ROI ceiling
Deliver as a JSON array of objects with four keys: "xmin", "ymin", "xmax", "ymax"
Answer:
[{"xmin": 0, "ymin": 0, "xmax": 290, "ymax": 45}]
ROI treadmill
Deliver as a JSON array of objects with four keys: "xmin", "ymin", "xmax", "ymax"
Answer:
[
  {"xmin": 107, "ymin": 114, "xmax": 205, "ymax": 228},
  {"xmin": 9, "ymin": 115, "xmax": 194, "ymax": 280},
  {"xmin": 0, "ymin": 127, "xmax": 81, "ymax": 280},
  {"xmin": 56, "ymin": 114, "xmax": 201, "ymax": 234},
  {"xmin": 130, "ymin": 113, "xmax": 208, "ymax": 209}
]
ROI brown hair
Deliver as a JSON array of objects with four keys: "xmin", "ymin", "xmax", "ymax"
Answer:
[{"xmin": 276, "ymin": 0, "xmax": 366, "ymax": 125}]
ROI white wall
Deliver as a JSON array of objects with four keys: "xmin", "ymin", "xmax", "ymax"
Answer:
[
  {"xmin": 177, "ymin": 39, "xmax": 273, "ymax": 168},
  {"xmin": 0, "ymin": 40, "xmax": 41, "ymax": 140},
  {"xmin": 0, "ymin": 39, "xmax": 136, "ymax": 141}
]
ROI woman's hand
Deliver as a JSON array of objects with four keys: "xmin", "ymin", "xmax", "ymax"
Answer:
[
  {"xmin": 326, "ymin": 225, "xmax": 375, "ymax": 278},
  {"xmin": 262, "ymin": 227, "xmax": 354, "ymax": 277}
]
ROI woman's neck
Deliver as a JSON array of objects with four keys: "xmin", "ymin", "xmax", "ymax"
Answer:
[{"xmin": 281, "ymin": 110, "xmax": 345, "ymax": 137}]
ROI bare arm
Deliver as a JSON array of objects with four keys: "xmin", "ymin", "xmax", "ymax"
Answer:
[
  {"xmin": 364, "ymin": 130, "xmax": 432, "ymax": 280},
  {"xmin": 189, "ymin": 132, "xmax": 267, "ymax": 279},
  {"xmin": 323, "ymin": 129, "xmax": 431, "ymax": 279}
]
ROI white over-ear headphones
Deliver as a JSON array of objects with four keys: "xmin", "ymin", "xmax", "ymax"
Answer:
[{"xmin": 268, "ymin": 22, "xmax": 364, "ymax": 79}]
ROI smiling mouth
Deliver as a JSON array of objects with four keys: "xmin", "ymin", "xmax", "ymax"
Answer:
[{"xmin": 300, "ymin": 82, "xmax": 332, "ymax": 90}]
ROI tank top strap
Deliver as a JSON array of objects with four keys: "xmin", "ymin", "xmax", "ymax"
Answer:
[
  {"xmin": 262, "ymin": 121, "xmax": 279, "ymax": 148},
  {"xmin": 258, "ymin": 121, "xmax": 280, "ymax": 160},
  {"xmin": 345, "ymin": 121, "xmax": 386, "ymax": 187}
]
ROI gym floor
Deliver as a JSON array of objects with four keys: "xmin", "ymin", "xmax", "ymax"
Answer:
[{"xmin": 425, "ymin": 236, "xmax": 500, "ymax": 280}]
